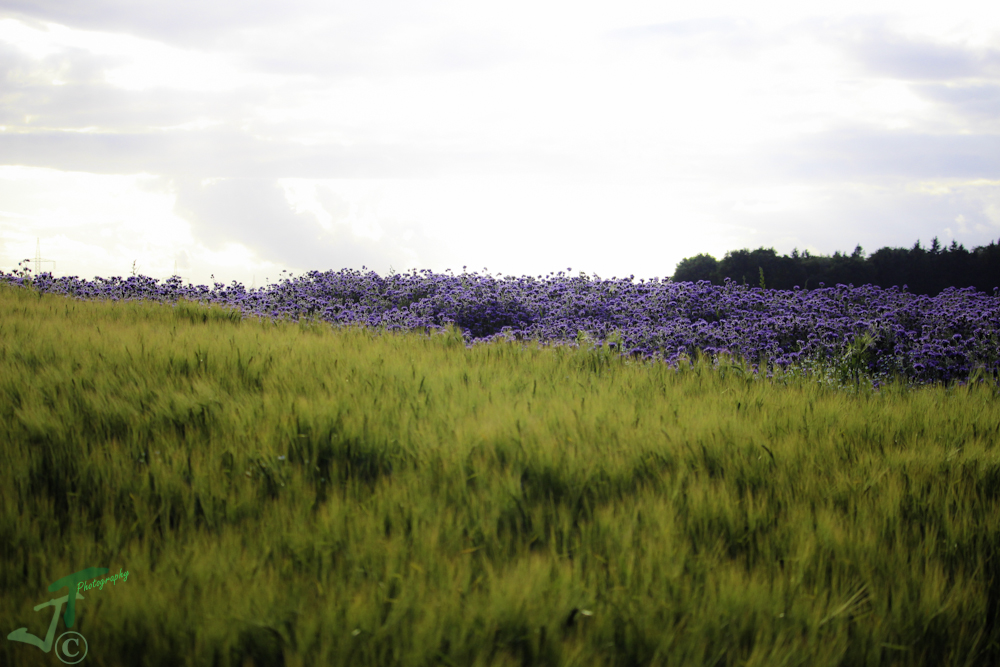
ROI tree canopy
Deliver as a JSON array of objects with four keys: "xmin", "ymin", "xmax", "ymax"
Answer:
[{"xmin": 671, "ymin": 238, "xmax": 1000, "ymax": 296}]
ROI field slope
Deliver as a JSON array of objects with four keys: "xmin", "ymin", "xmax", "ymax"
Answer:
[{"xmin": 2, "ymin": 284, "xmax": 1000, "ymax": 666}]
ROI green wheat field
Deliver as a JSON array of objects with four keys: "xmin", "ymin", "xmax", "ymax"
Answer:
[{"xmin": 2, "ymin": 282, "xmax": 1000, "ymax": 667}]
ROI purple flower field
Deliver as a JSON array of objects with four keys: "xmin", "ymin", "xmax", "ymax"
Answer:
[{"xmin": 4, "ymin": 264, "xmax": 999, "ymax": 388}]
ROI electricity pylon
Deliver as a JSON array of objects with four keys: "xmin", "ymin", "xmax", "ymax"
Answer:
[{"xmin": 32, "ymin": 238, "xmax": 55, "ymax": 276}]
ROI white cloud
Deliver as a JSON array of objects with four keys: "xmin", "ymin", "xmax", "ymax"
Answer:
[{"xmin": 2, "ymin": 2, "xmax": 1000, "ymax": 287}]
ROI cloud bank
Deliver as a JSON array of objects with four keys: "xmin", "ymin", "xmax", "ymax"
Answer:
[{"xmin": 1, "ymin": 2, "xmax": 999, "ymax": 286}]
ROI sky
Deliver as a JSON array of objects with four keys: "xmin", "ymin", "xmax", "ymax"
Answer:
[{"xmin": 1, "ymin": 1, "xmax": 1000, "ymax": 288}]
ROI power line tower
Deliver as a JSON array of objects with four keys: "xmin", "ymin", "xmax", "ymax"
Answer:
[{"xmin": 32, "ymin": 238, "xmax": 56, "ymax": 277}]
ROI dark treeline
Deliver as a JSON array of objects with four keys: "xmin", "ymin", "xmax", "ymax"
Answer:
[{"xmin": 671, "ymin": 237, "xmax": 1000, "ymax": 296}]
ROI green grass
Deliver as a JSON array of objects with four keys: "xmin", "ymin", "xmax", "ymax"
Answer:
[{"xmin": 2, "ymin": 282, "xmax": 1000, "ymax": 667}]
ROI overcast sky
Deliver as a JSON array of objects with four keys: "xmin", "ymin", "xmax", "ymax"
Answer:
[{"xmin": 2, "ymin": 1, "xmax": 1000, "ymax": 287}]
